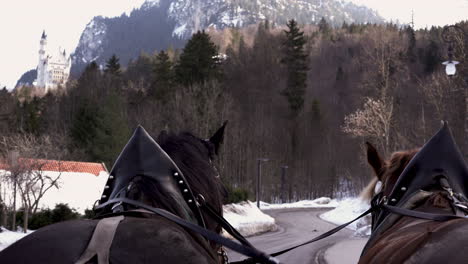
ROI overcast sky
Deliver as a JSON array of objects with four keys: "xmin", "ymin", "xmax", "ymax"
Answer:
[{"xmin": 0, "ymin": 0, "xmax": 467, "ymax": 89}]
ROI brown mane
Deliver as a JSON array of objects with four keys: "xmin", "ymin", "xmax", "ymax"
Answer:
[{"xmin": 381, "ymin": 149, "xmax": 419, "ymax": 196}]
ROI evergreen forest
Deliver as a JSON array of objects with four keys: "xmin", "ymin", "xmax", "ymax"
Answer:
[{"xmin": 2, "ymin": 19, "xmax": 468, "ymax": 203}]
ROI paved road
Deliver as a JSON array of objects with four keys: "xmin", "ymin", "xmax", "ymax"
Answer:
[{"xmin": 227, "ymin": 208, "xmax": 367, "ymax": 264}]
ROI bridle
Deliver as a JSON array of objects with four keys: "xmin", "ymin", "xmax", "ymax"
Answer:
[{"xmin": 367, "ymin": 175, "xmax": 468, "ymax": 235}]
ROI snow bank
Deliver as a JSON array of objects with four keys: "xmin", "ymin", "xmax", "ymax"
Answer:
[
  {"xmin": 260, "ymin": 197, "xmax": 339, "ymax": 209},
  {"xmin": 0, "ymin": 227, "xmax": 33, "ymax": 251},
  {"xmin": 222, "ymin": 201, "xmax": 276, "ymax": 237},
  {"xmin": 320, "ymin": 198, "xmax": 371, "ymax": 237}
]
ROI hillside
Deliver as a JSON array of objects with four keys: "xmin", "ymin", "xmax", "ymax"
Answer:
[{"xmin": 70, "ymin": 0, "xmax": 383, "ymax": 75}]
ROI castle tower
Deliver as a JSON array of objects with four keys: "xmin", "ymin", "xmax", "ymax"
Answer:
[
  {"xmin": 36, "ymin": 31, "xmax": 47, "ymax": 88},
  {"xmin": 33, "ymin": 31, "xmax": 71, "ymax": 92}
]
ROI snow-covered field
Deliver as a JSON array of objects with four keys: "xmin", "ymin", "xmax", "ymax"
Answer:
[
  {"xmin": 0, "ymin": 227, "xmax": 33, "ymax": 251},
  {"xmin": 320, "ymin": 197, "xmax": 372, "ymax": 237}
]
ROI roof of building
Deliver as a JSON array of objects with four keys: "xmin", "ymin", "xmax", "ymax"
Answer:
[{"xmin": 0, "ymin": 158, "xmax": 107, "ymax": 176}]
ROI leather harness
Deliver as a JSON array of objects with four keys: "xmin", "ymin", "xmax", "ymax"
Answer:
[
  {"xmin": 75, "ymin": 215, "xmax": 125, "ymax": 264},
  {"xmin": 76, "ymin": 123, "xmax": 468, "ymax": 264}
]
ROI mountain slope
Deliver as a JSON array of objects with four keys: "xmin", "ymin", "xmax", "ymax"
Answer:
[{"xmin": 70, "ymin": 0, "xmax": 383, "ymax": 75}]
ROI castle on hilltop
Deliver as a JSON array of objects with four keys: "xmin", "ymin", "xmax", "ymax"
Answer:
[{"xmin": 33, "ymin": 31, "xmax": 71, "ymax": 92}]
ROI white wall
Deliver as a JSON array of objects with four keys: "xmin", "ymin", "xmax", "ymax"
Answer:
[{"xmin": 0, "ymin": 170, "xmax": 108, "ymax": 214}]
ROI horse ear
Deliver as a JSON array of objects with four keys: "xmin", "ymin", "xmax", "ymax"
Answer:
[
  {"xmin": 366, "ymin": 141, "xmax": 384, "ymax": 179},
  {"xmin": 157, "ymin": 130, "xmax": 169, "ymax": 144},
  {"xmin": 209, "ymin": 121, "xmax": 228, "ymax": 155}
]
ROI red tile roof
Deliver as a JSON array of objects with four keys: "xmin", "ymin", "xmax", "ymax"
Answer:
[{"xmin": 0, "ymin": 158, "xmax": 107, "ymax": 176}]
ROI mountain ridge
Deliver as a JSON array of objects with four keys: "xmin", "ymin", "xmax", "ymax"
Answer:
[{"xmin": 25, "ymin": 0, "xmax": 385, "ymax": 80}]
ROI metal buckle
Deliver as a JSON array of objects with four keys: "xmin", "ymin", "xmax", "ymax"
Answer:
[
  {"xmin": 111, "ymin": 201, "xmax": 123, "ymax": 212},
  {"xmin": 196, "ymin": 194, "xmax": 206, "ymax": 207}
]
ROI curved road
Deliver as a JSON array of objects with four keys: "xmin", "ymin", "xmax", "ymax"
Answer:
[{"xmin": 227, "ymin": 208, "xmax": 367, "ymax": 264}]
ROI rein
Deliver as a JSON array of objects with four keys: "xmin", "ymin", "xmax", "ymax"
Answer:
[
  {"xmin": 95, "ymin": 180, "xmax": 468, "ymax": 264},
  {"xmin": 96, "ymin": 197, "xmax": 279, "ymax": 264}
]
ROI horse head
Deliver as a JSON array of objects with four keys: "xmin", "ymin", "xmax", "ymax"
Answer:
[
  {"xmin": 156, "ymin": 122, "xmax": 228, "ymax": 235},
  {"xmin": 96, "ymin": 122, "xmax": 228, "ymax": 237},
  {"xmin": 364, "ymin": 142, "xmax": 419, "ymax": 199},
  {"xmin": 360, "ymin": 123, "xmax": 468, "ymax": 264}
]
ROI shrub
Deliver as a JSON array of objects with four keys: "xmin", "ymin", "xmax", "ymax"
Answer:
[
  {"xmin": 29, "ymin": 203, "xmax": 80, "ymax": 230},
  {"xmin": 224, "ymin": 186, "xmax": 250, "ymax": 204}
]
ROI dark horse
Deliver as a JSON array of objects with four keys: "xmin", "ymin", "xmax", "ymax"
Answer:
[
  {"xmin": 360, "ymin": 123, "xmax": 468, "ymax": 264},
  {"xmin": 0, "ymin": 124, "xmax": 229, "ymax": 264}
]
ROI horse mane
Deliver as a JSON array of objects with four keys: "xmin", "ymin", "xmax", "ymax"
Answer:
[
  {"xmin": 361, "ymin": 149, "xmax": 419, "ymax": 200},
  {"xmin": 359, "ymin": 177, "xmax": 379, "ymax": 202},
  {"xmin": 127, "ymin": 131, "xmax": 227, "ymax": 234}
]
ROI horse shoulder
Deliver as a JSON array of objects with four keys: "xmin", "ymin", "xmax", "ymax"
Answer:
[
  {"xmin": 360, "ymin": 218, "xmax": 468, "ymax": 264},
  {"xmin": 0, "ymin": 219, "xmax": 99, "ymax": 264},
  {"xmin": 404, "ymin": 219, "xmax": 468, "ymax": 264}
]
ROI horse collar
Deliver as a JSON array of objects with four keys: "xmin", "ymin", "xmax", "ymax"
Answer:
[
  {"xmin": 372, "ymin": 122, "xmax": 468, "ymax": 230},
  {"xmin": 95, "ymin": 126, "xmax": 206, "ymax": 228}
]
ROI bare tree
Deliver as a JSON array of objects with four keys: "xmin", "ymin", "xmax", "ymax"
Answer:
[
  {"xmin": 0, "ymin": 134, "xmax": 67, "ymax": 232},
  {"xmin": 342, "ymin": 96, "xmax": 394, "ymax": 155},
  {"xmin": 15, "ymin": 159, "xmax": 63, "ymax": 232}
]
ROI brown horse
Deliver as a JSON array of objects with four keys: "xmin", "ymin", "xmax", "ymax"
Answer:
[{"xmin": 359, "ymin": 125, "xmax": 468, "ymax": 264}]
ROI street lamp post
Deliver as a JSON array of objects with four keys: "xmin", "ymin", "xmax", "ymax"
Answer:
[
  {"xmin": 441, "ymin": 25, "xmax": 468, "ymax": 154},
  {"xmin": 256, "ymin": 158, "xmax": 269, "ymax": 209},
  {"xmin": 280, "ymin": 166, "xmax": 288, "ymax": 203},
  {"xmin": 441, "ymin": 25, "xmax": 467, "ymax": 76}
]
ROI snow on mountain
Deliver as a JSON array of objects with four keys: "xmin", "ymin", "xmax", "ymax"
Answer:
[
  {"xmin": 69, "ymin": 0, "xmax": 383, "ymax": 75},
  {"xmin": 167, "ymin": 0, "xmax": 383, "ymax": 38},
  {"xmin": 141, "ymin": 0, "xmax": 161, "ymax": 9},
  {"xmin": 73, "ymin": 17, "xmax": 107, "ymax": 65}
]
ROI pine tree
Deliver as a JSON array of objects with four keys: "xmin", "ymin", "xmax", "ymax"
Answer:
[
  {"xmin": 175, "ymin": 31, "xmax": 220, "ymax": 86},
  {"xmin": 91, "ymin": 91, "xmax": 130, "ymax": 167},
  {"xmin": 405, "ymin": 26, "xmax": 416, "ymax": 63},
  {"xmin": 70, "ymin": 101, "xmax": 100, "ymax": 152},
  {"xmin": 19, "ymin": 97, "xmax": 43, "ymax": 135},
  {"xmin": 281, "ymin": 19, "xmax": 309, "ymax": 118},
  {"xmin": 151, "ymin": 50, "xmax": 174, "ymax": 101},
  {"xmin": 423, "ymin": 40, "xmax": 441, "ymax": 74},
  {"xmin": 318, "ymin": 17, "xmax": 331, "ymax": 36},
  {"xmin": 105, "ymin": 54, "xmax": 122, "ymax": 76}
]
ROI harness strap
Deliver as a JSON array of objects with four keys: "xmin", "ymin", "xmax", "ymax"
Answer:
[
  {"xmin": 75, "ymin": 215, "xmax": 125, "ymax": 264},
  {"xmin": 93, "ymin": 195, "xmax": 467, "ymax": 264},
  {"xmin": 96, "ymin": 198, "xmax": 280, "ymax": 264},
  {"xmin": 382, "ymin": 205, "xmax": 467, "ymax": 221},
  {"xmin": 200, "ymin": 202, "xmax": 253, "ymax": 248},
  {"xmin": 271, "ymin": 207, "xmax": 374, "ymax": 257},
  {"xmin": 236, "ymin": 196, "xmax": 468, "ymax": 263}
]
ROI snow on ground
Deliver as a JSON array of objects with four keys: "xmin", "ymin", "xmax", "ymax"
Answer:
[
  {"xmin": 260, "ymin": 197, "xmax": 339, "ymax": 209},
  {"xmin": 222, "ymin": 201, "xmax": 276, "ymax": 237},
  {"xmin": 0, "ymin": 227, "xmax": 33, "ymax": 251},
  {"xmin": 320, "ymin": 197, "xmax": 372, "ymax": 237}
]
